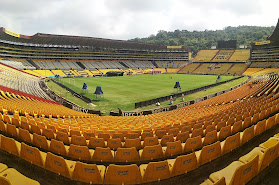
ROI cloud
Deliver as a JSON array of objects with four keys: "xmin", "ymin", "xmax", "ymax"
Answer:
[{"xmin": 0, "ymin": 0, "xmax": 277, "ymax": 40}]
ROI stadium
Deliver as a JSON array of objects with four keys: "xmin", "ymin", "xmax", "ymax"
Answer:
[{"xmin": 1, "ymin": 13, "xmax": 279, "ymax": 185}]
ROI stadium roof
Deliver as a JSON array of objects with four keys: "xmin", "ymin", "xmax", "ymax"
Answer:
[
  {"xmin": 267, "ymin": 18, "xmax": 279, "ymax": 44},
  {"xmin": 0, "ymin": 27, "xmax": 182, "ymax": 51}
]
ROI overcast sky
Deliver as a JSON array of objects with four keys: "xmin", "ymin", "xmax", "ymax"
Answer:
[{"xmin": 0, "ymin": 0, "xmax": 278, "ymax": 40}]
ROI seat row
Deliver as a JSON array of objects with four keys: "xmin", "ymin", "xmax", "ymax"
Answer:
[
  {"xmin": 1, "ymin": 105, "xmax": 277, "ymax": 163},
  {"xmin": 0, "ymin": 163, "xmax": 39, "ymax": 185},
  {"xmin": 202, "ymin": 132, "xmax": 279, "ymax": 185},
  {"xmin": 1, "ymin": 110, "xmax": 278, "ymax": 185}
]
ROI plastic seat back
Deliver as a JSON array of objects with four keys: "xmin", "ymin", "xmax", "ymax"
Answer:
[
  {"xmin": 71, "ymin": 135, "xmax": 87, "ymax": 146},
  {"xmin": 56, "ymin": 131, "xmax": 70, "ymax": 145},
  {"xmin": 20, "ymin": 142, "xmax": 45, "ymax": 167},
  {"xmin": 105, "ymin": 164, "xmax": 142, "ymax": 185},
  {"xmin": 168, "ymin": 152, "xmax": 198, "ymax": 177},
  {"xmin": 50, "ymin": 139, "xmax": 67, "ymax": 156},
  {"xmin": 184, "ymin": 136, "xmax": 203, "ymax": 153},
  {"xmin": 68, "ymin": 144, "xmax": 92, "ymax": 161},
  {"xmin": 221, "ymin": 133, "xmax": 240, "ymax": 155},
  {"xmin": 139, "ymin": 144, "xmax": 164, "ymax": 161},
  {"xmin": 72, "ymin": 162, "xmax": 105, "ymax": 184},
  {"xmin": 92, "ymin": 147, "xmax": 114, "ymax": 162},
  {"xmin": 140, "ymin": 160, "xmax": 171, "ymax": 183},
  {"xmin": 89, "ymin": 137, "xmax": 106, "ymax": 148}
]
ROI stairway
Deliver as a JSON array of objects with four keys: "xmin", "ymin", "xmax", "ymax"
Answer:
[
  {"xmin": 151, "ymin": 61, "xmax": 159, "ymax": 68},
  {"xmin": 119, "ymin": 62, "xmax": 129, "ymax": 68},
  {"xmin": 76, "ymin": 62, "xmax": 86, "ymax": 69},
  {"xmin": 27, "ymin": 59, "xmax": 41, "ymax": 70}
]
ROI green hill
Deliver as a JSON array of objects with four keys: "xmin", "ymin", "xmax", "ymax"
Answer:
[{"xmin": 130, "ymin": 26, "xmax": 274, "ymax": 55}]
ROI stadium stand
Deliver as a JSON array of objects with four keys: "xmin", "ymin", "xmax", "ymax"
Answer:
[
  {"xmin": 2, "ymin": 20, "xmax": 279, "ymax": 185},
  {"xmin": 0, "ymin": 62, "xmax": 52, "ymax": 99},
  {"xmin": 178, "ymin": 49, "xmax": 250, "ymax": 75},
  {"xmin": 194, "ymin": 50, "xmax": 219, "ymax": 62},
  {"xmin": 0, "ymin": 69, "xmax": 279, "ymax": 184}
]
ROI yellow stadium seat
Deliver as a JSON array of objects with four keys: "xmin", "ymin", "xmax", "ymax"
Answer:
[
  {"xmin": 155, "ymin": 129, "xmax": 167, "ymax": 139},
  {"xmin": 160, "ymin": 134, "xmax": 174, "ymax": 146},
  {"xmin": 237, "ymin": 154, "xmax": 259, "ymax": 184},
  {"xmin": 176, "ymin": 131, "xmax": 189, "ymax": 143},
  {"xmin": 0, "ymin": 135, "xmax": 20, "ymax": 156},
  {"xmin": 72, "ymin": 162, "xmax": 105, "ymax": 184},
  {"xmin": 68, "ymin": 144, "xmax": 92, "ymax": 161},
  {"xmin": 164, "ymin": 140, "xmax": 183, "ymax": 157},
  {"xmin": 231, "ymin": 120, "xmax": 242, "ymax": 134},
  {"xmin": 104, "ymin": 164, "xmax": 142, "ymax": 185},
  {"xmin": 49, "ymin": 139, "xmax": 68, "ymax": 156},
  {"xmin": 254, "ymin": 120, "xmax": 266, "ymax": 136},
  {"xmin": 71, "ymin": 135, "xmax": 87, "ymax": 146},
  {"xmin": 140, "ymin": 160, "xmax": 171, "ymax": 183},
  {"xmin": 56, "ymin": 132, "xmax": 70, "ymax": 145},
  {"xmin": 259, "ymin": 138, "xmax": 279, "ymax": 171},
  {"xmin": 114, "ymin": 147, "xmax": 139, "ymax": 162},
  {"xmin": 124, "ymin": 138, "xmax": 142, "ymax": 150},
  {"xmin": 0, "ymin": 168, "xmax": 40, "ymax": 185},
  {"xmin": 89, "ymin": 137, "xmax": 106, "ymax": 148},
  {"xmin": 184, "ymin": 135, "xmax": 203, "ymax": 153},
  {"xmin": 141, "ymin": 132, "xmax": 153, "ymax": 141},
  {"xmin": 216, "ymin": 121, "xmax": 226, "ymax": 131},
  {"xmin": 240, "ymin": 126, "xmax": 255, "ymax": 144},
  {"xmin": 98, "ymin": 133, "xmax": 110, "ymax": 141},
  {"xmin": 203, "ymin": 130, "xmax": 217, "ymax": 146},
  {"xmin": 201, "ymin": 177, "xmax": 226, "ymax": 185},
  {"xmin": 42, "ymin": 128, "xmax": 55, "ymax": 140},
  {"xmin": 20, "ymin": 142, "xmax": 46, "ymax": 168},
  {"xmin": 143, "ymin": 136, "xmax": 159, "ymax": 147},
  {"xmin": 0, "ymin": 121, "xmax": 6, "ymax": 132},
  {"xmin": 226, "ymin": 118, "xmax": 235, "ymax": 126},
  {"xmin": 238, "ymin": 147, "xmax": 268, "ymax": 173},
  {"xmin": 33, "ymin": 133, "xmax": 49, "ymax": 150},
  {"xmin": 112, "ymin": 133, "xmax": 124, "ymax": 142},
  {"xmin": 92, "ymin": 147, "xmax": 114, "ymax": 162},
  {"xmin": 218, "ymin": 125, "xmax": 231, "ymax": 141},
  {"xmin": 139, "ymin": 144, "xmax": 164, "ymax": 161},
  {"xmin": 107, "ymin": 138, "xmax": 122, "ymax": 150},
  {"xmin": 266, "ymin": 115, "xmax": 276, "ymax": 130},
  {"xmin": 193, "ymin": 123, "xmax": 203, "ymax": 130},
  {"xmin": 45, "ymin": 152, "xmax": 75, "ymax": 178},
  {"xmin": 168, "ymin": 128, "xmax": 179, "ymax": 137},
  {"xmin": 221, "ymin": 133, "xmax": 240, "ymax": 155},
  {"xmin": 6, "ymin": 123, "xmax": 18, "ymax": 137},
  {"xmin": 20, "ymin": 119, "xmax": 30, "ymax": 131},
  {"xmin": 11, "ymin": 117, "xmax": 20, "ymax": 127},
  {"xmin": 242, "ymin": 117, "xmax": 252, "ymax": 129},
  {"xmin": 3, "ymin": 115, "xmax": 11, "ymax": 124},
  {"xmin": 252, "ymin": 113, "xmax": 260, "ymax": 124},
  {"xmin": 196, "ymin": 141, "xmax": 221, "ymax": 166},
  {"xmin": 83, "ymin": 131, "xmax": 95, "ymax": 140},
  {"xmin": 191, "ymin": 128, "xmax": 203, "ymax": 138},
  {"xmin": 30, "ymin": 124, "xmax": 42, "ymax": 135},
  {"xmin": 18, "ymin": 128, "xmax": 32, "ymax": 143},
  {"xmin": 204, "ymin": 125, "xmax": 216, "ymax": 135},
  {"xmin": 210, "ymin": 155, "xmax": 259, "ymax": 185},
  {"xmin": 168, "ymin": 152, "xmax": 198, "ymax": 177},
  {"xmin": 181, "ymin": 126, "xmax": 192, "ymax": 133},
  {"xmin": 70, "ymin": 130, "xmax": 81, "ymax": 137},
  {"xmin": 126, "ymin": 133, "xmax": 140, "ymax": 139},
  {"xmin": 0, "ymin": 163, "xmax": 7, "ymax": 173}
]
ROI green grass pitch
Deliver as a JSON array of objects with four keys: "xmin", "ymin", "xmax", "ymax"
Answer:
[{"xmin": 53, "ymin": 74, "xmax": 237, "ymax": 114}]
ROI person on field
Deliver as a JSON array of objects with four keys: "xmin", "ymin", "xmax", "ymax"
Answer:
[{"xmin": 118, "ymin": 107, "xmax": 123, "ymax": 116}]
